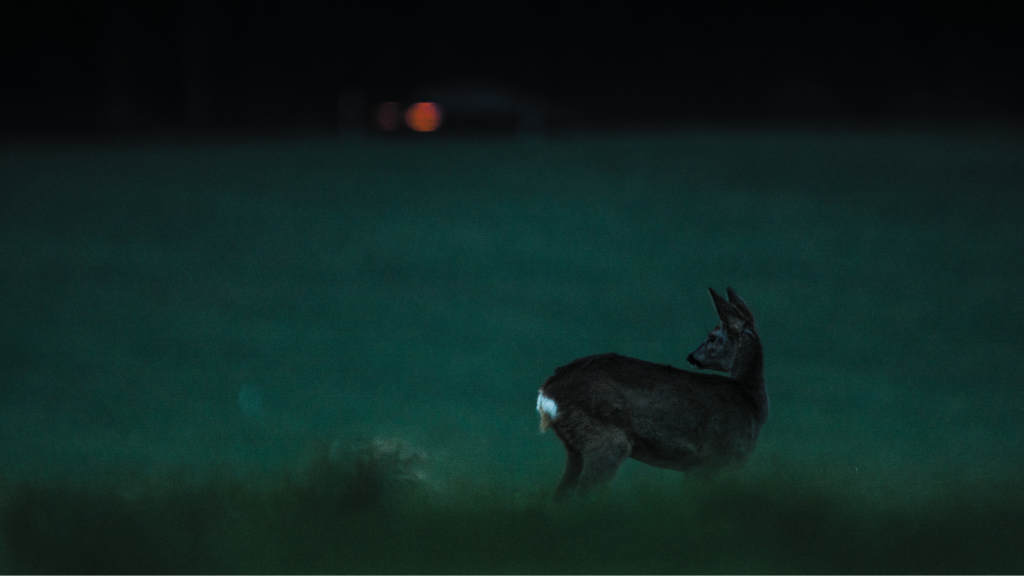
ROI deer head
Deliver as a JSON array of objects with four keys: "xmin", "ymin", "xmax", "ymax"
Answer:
[{"xmin": 686, "ymin": 287, "xmax": 758, "ymax": 378}]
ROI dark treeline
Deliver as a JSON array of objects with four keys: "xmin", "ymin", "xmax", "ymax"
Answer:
[{"xmin": 1, "ymin": 0, "xmax": 1021, "ymax": 137}]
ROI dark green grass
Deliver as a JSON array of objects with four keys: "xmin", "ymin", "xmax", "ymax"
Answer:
[
  {"xmin": 1, "ymin": 129, "xmax": 1023, "ymax": 572},
  {"xmin": 3, "ymin": 450, "xmax": 1023, "ymax": 574}
]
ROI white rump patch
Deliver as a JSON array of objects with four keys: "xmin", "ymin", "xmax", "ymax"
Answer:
[{"xmin": 536, "ymin": 392, "xmax": 558, "ymax": 419}]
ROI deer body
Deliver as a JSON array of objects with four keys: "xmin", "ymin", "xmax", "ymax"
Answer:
[{"xmin": 537, "ymin": 287, "xmax": 767, "ymax": 498}]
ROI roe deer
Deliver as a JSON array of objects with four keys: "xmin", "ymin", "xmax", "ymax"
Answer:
[{"xmin": 536, "ymin": 287, "xmax": 767, "ymax": 499}]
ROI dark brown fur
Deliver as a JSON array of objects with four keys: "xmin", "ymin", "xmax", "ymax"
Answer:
[{"xmin": 538, "ymin": 287, "xmax": 767, "ymax": 499}]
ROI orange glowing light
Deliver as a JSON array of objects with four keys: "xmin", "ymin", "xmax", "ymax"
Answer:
[
  {"xmin": 405, "ymin": 102, "xmax": 443, "ymax": 132},
  {"xmin": 375, "ymin": 102, "xmax": 401, "ymax": 131}
]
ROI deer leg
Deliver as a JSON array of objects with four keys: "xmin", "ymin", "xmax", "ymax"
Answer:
[
  {"xmin": 551, "ymin": 410, "xmax": 631, "ymax": 498},
  {"xmin": 577, "ymin": 428, "xmax": 631, "ymax": 494},
  {"xmin": 554, "ymin": 445, "xmax": 583, "ymax": 500}
]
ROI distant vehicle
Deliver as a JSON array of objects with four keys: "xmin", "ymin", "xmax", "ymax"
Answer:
[{"xmin": 340, "ymin": 81, "xmax": 547, "ymax": 138}]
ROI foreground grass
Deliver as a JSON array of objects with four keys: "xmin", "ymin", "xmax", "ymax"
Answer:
[{"xmin": 2, "ymin": 444, "xmax": 1022, "ymax": 574}]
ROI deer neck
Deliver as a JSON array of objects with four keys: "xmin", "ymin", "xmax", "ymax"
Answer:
[
  {"xmin": 728, "ymin": 328, "xmax": 763, "ymax": 382},
  {"xmin": 730, "ymin": 332, "xmax": 768, "ymax": 421},
  {"xmin": 730, "ymin": 341, "xmax": 762, "ymax": 383}
]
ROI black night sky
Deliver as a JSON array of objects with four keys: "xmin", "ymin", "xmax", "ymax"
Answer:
[{"xmin": 1, "ymin": 1, "xmax": 1021, "ymax": 135}]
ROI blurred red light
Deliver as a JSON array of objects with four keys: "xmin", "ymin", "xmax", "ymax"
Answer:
[{"xmin": 405, "ymin": 102, "xmax": 443, "ymax": 132}]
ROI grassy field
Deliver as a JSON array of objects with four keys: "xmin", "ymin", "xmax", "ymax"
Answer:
[{"xmin": 1, "ymin": 128, "xmax": 1023, "ymax": 572}]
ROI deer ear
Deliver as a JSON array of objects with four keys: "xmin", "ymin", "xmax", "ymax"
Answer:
[
  {"xmin": 710, "ymin": 288, "xmax": 743, "ymax": 330},
  {"xmin": 726, "ymin": 287, "xmax": 754, "ymax": 322}
]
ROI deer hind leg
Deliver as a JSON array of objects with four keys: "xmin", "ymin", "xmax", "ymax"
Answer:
[
  {"xmin": 552, "ymin": 410, "xmax": 631, "ymax": 498},
  {"xmin": 577, "ymin": 427, "xmax": 631, "ymax": 494},
  {"xmin": 554, "ymin": 444, "xmax": 583, "ymax": 500}
]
